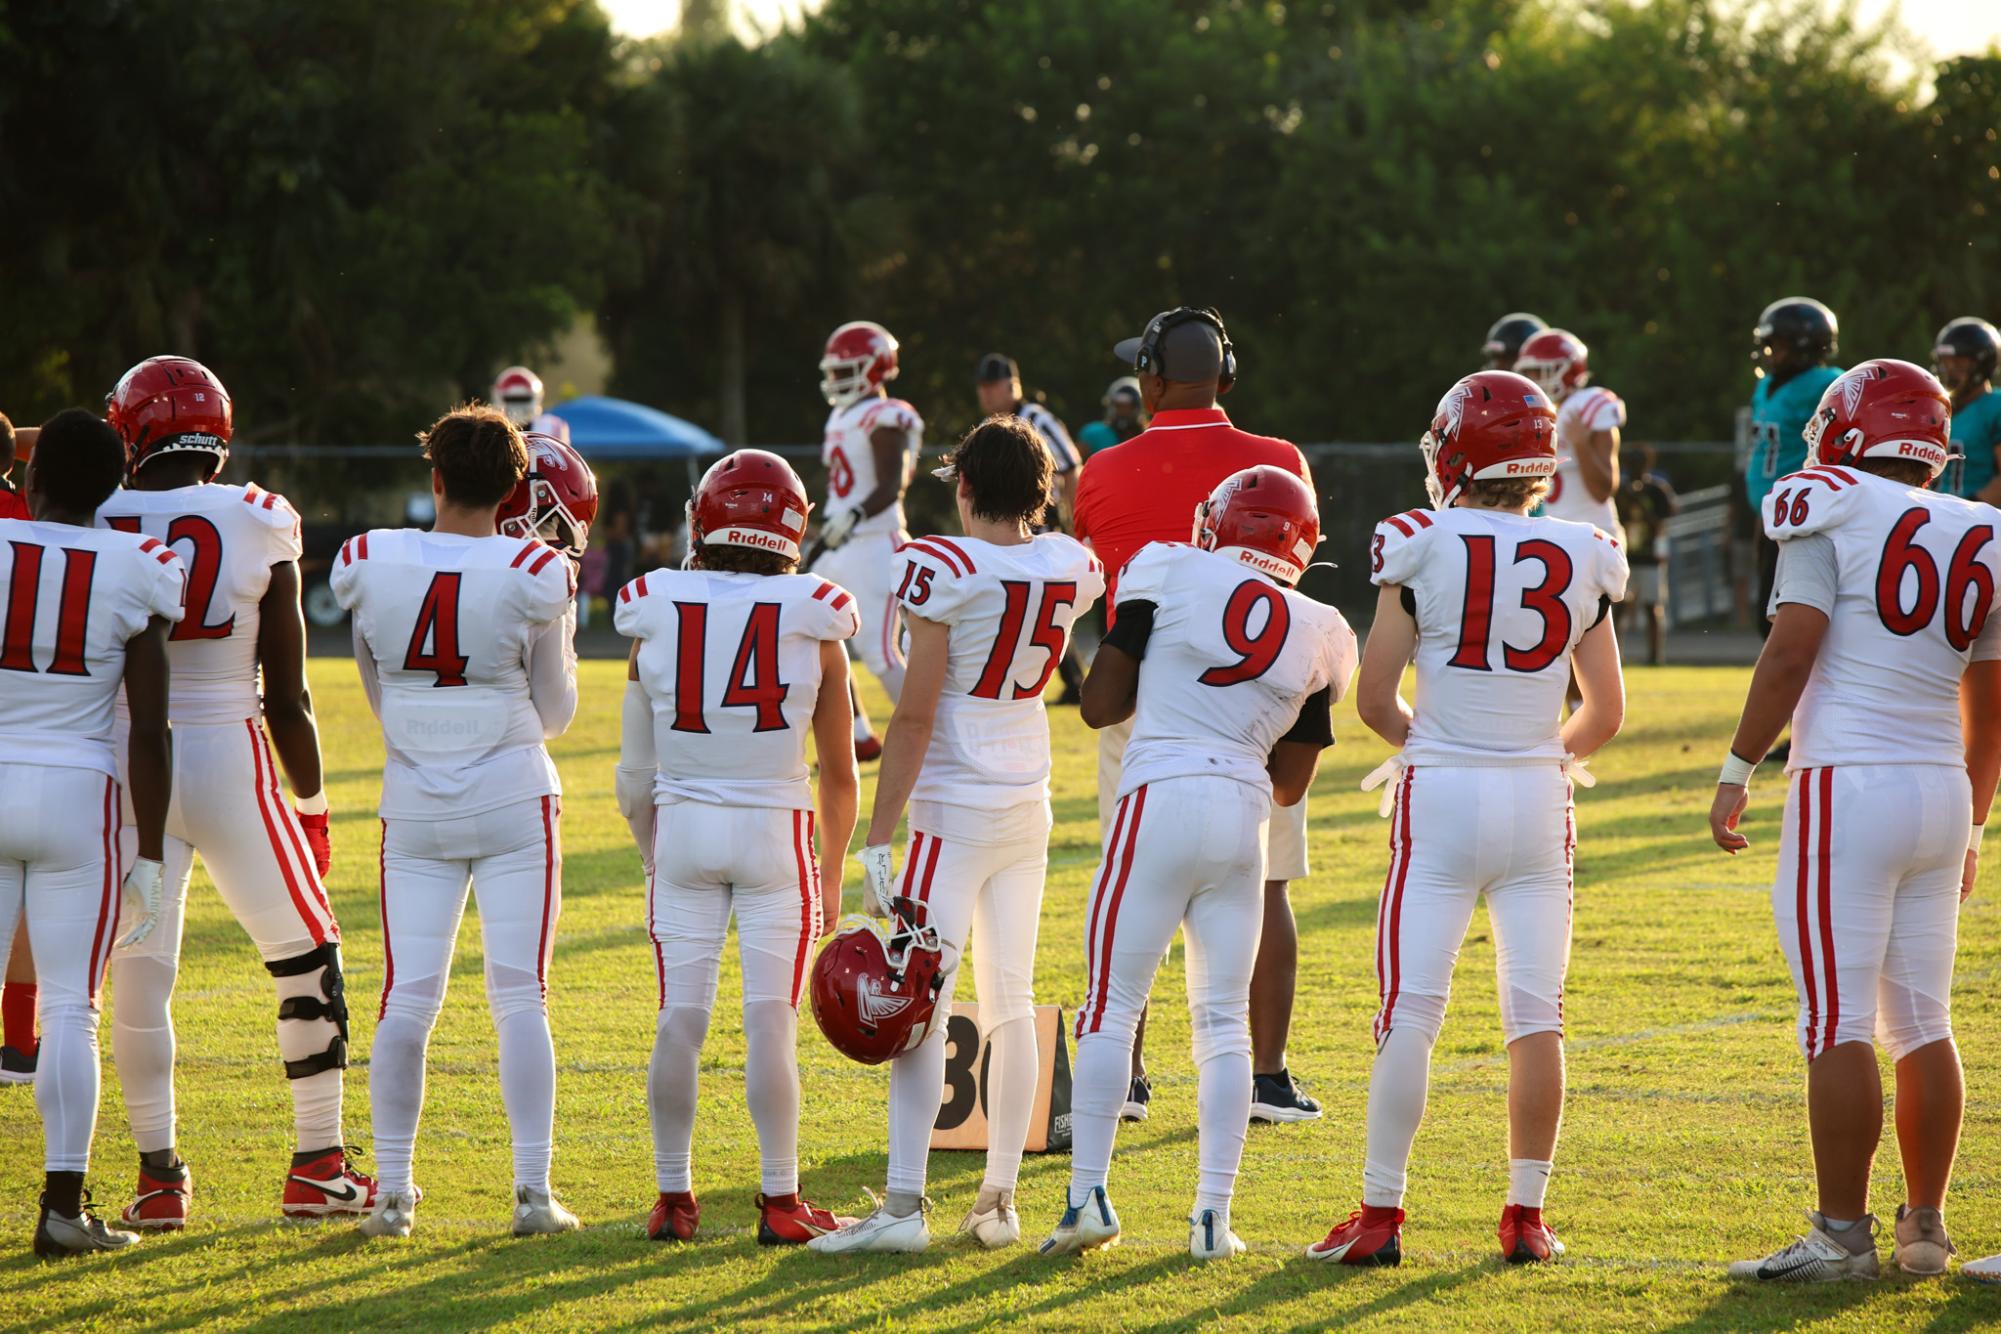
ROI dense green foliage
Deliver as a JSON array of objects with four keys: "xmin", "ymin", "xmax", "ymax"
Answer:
[{"xmin": 5, "ymin": 0, "xmax": 1998, "ymax": 448}]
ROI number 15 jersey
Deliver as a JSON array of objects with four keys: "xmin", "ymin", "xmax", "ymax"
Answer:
[
  {"xmin": 1371, "ymin": 506, "xmax": 1628, "ymax": 765},
  {"xmin": 1766, "ymin": 465, "xmax": 2001, "ymax": 769},
  {"xmin": 331, "ymin": 530, "xmax": 576, "ymax": 819}
]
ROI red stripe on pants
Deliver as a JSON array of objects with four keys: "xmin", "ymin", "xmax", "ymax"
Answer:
[
  {"xmin": 1078, "ymin": 796, "xmax": 1131, "ymax": 1039},
  {"xmin": 86, "ymin": 778, "xmax": 118, "ymax": 1005},
  {"xmin": 535, "ymin": 797, "xmax": 559, "ymax": 997},
  {"xmin": 1086, "ymin": 784, "xmax": 1149, "ymax": 1035},
  {"xmin": 1815, "ymin": 766, "xmax": 1839, "ymax": 1056},
  {"xmin": 1795, "ymin": 770, "xmax": 1821, "ymax": 1059},
  {"xmin": 788, "ymin": 810, "xmax": 813, "ymax": 1007},
  {"xmin": 247, "ymin": 721, "xmax": 330, "ymax": 946},
  {"xmin": 377, "ymin": 821, "xmax": 394, "ymax": 1021},
  {"xmin": 1375, "ymin": 768, "xmax": 1415, "ymax": 1042}
]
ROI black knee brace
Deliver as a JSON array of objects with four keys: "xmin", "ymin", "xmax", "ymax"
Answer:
[{"xmin": 267, "ymin": 942, "xmax": 349, "ymax": 1078}]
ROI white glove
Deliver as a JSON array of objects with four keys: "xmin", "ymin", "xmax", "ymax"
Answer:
[
  {"xmin": 1360, "ymin": 755, "xmax": 1407, "ymax": 818},
  {"xmin": 1562, "ymin": 755, "xmax": 1597, "ymax": 789},
  {"xmin": 118, "ymin": 857, "xmax": 165, "ymax": 949},
  {"xmin": 860, "ymin": 843, "xmax": 897, "ymax": 917},
  {"xmin": 820, "ymin": 508, "xmax": 859, "ymax": 551}
]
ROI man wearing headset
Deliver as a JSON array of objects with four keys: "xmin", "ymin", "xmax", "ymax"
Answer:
[{"xmin": 1072, "ymin": 308, "xmax": 1324, "ymax": 1125}]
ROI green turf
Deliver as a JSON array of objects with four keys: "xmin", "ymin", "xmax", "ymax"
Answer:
[{"xmin": 4, "ymin": 660, "xmax": 2001, "ymax": 1330}]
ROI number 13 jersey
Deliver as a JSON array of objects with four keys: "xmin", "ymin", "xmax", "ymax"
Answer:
[
  {"xmin": 1371, "ymin": 506, "xmax": 1628, "ymax": 765},
  {"xmin": 1765, "ymin": 465, "xmax": 2001, "ymax": 769},
  {"xmin": 1113, "ymin": 544, "xmax": 1356, "ymax": 801},
  {"xmin": 615, "ymin": 569, "xmax": 860, "ymax": 809},
  {"xmin": 331, "ymin": 529, "xmax": 576, "ymax": 818}
]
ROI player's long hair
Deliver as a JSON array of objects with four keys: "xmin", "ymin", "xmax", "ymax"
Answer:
[
  {"xmin": 694, "ymin": 545, "xmax": 796, "ymax": 576},
  {"xmin": 1461, "ymin": 476, "xmax": 1550, "ymax": 513},
  {"xmin": 949, "ymin": 415, "xmax": 1053, "ymax": 526}
]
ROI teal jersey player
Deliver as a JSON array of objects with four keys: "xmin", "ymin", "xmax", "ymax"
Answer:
[
  {"xmin": 1946, "ymin": 389, "xmax": 2001, "ymax": 500},
  {"xmin": 1745, "ymin": 365, "xmax": 1841, "ymax": 510}
]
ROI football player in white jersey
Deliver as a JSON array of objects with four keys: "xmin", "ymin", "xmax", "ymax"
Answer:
[
  {"xmin": 1515, "ymin": 330, "xmax": 1625, "ymax": 540},
  {"xmin": 1709, "ymin": 361, "xmax": 2001, "ymax": 1282},
  {"xmin": 614, "ymin": 449, "xmax": 861, "ymax": 1246},
  {"xmin": 1041, "ymin": 466, "xmax": 1356, "ymax": 1261},
  {"xmin": 813, "ymin": 321, "xmax": 924, "ymax": 756},
  {"xmin": 332, "ymin": 406, "xmax": 581, "ymax": 1240},
  {"xmin": 97, "ymin": 356, "xmax": 373, "ymax": 1229},
  {"xmin": 809, "ymin": 417, "xmax": 1104, "ymax": 1256},
  {"xmin": 0, "ymin": 410, "xmax": 182, "ymax": 1255},
  {"xmin": 493, "ymin": 365, "xmax": 571, "ymax": 444},
  {"xmin": 1309, "ymin": 370, "xmax": 1627, "ymax": 1269}
]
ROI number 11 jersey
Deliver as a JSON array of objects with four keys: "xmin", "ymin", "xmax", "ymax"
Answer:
[
  {"xmin": 615, "ymin": 568, "xmax": 860, "ymax": 809},
  {"xmin": 1371, "ymin": 506, "xmax": 1627, "ymax": 765}
]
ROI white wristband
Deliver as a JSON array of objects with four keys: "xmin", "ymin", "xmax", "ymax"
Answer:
[
  {"xmin": 1718, "ymin": 751, "xmax": 1757, "ymax": 788},
  {"xmin": 294, "ymin": 790, "xmax": 329, "ymax": 816},
  {"xmin": 1973, "ymin": 823, "xmax": 1986, "ymax": 854}
]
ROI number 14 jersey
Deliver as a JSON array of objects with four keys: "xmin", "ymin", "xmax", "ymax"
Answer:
[
  {"xmin": 1371, "ymin": 506, "xmax": 1628, "ymax": 765},
  {"xmin": 1766, "ymin": 465, "xmax": 2001, "ymax": 769}
]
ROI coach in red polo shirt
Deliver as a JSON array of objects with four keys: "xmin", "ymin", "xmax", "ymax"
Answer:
[{"xmin": 1073, "ymin": 307, "xmax": 1323, "ymax": 1125}]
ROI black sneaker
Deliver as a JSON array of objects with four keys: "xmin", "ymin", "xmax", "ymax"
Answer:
[
  {"xmin": 1120, "ymin": 1074, "xmax": 1151, "ymax": 1122},
  {"xmin": 0, "ymin": 1044, "xmax": 35, "ymax": 1086},
  {"xmin": 1250, "ymin": 1068, "xmax": 1322, "ymax": 1123}
]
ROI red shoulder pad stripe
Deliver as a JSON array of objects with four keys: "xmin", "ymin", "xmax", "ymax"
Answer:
[
  {"xmin": 139, "ymin": 537, "xmax": 163, "ymax": 552},
  {"xmin": 357, "ymin": 533, "xmax": 369, "ymax": 561},
  {"xmin": 155, "ymin": 549, "xmax": 176, "ymax": 565},
  {"xmin": 243, "ymin": 486, "xmax": 261, "ymax": 503},
  {"xmin": 831, "ymin": 591, "xmax": 853, "ymax": 611},
  {"xmin": 635, "ymin": 574, "xmax": 649, "ymax": 599},
  {"xmin": 339, "ymin": 539, "xmax": 352, "ymax": 567},
  {"xmin": 510, "ymin": 542, "xmax": 539, "ymax": 569},
  {"xmin": 1404, "ymin": 509, "xmax": 1433, "ymax": 529},
  {"xmin": 1383, "ymin": 515, "xmax": 1413, "ymax": 538},
  {"xmin": 1797, "ymin": 469, "xmax": 1850, "ymax": 491},
  {"xmin": 526, "ymin": 549, "xmax": 558, "ymax": 577},
  {"xmin": 262, "ymin": 492, "xmax": 277, "ymax": 510},
  {"xmin": 811, "ymin": 580, "xmax": 835, "ymax": 601},
  {"xmin": 928, "ymin": 536, "xmax": 977, "ymax": 574},
  {"xmin": 903, "ymin": 540, "xmax": 967, "ymax": 576}
]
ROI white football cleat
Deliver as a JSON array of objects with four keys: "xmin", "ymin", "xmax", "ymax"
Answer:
[
  {"xmin": 1190, "ymin": 1208, "xmax": 1245, "ymax": 1261},
  {"xmin": 512, "ymin": 1186, "xmax": 580, "ymax": 1236},
  {"xmin": 359, "ymin": 1189, "xmax": 418, "ymax": 1239},
  {"xmin": 807, "ymin": 1201, "xmax": 931, "ymax": 1254},
  {"xmin": 1728, "ymin": 1211, "xmax": 1879, "ymax": 1281},
  {"xmin": 958, "ymin": 1194, "xmax": 1020, "ymax": 1249},
  {"xmin": 1038, "ymin": 1186, "xmax": 1120, "ymax": 1256},
  {"xmin": 34, "ymin": 1194, "xmax": 140, "ymax": 1258},
  {"xmin": 1964, "ymin": 1252, "xmax": 2001, "ymax": 1283}
]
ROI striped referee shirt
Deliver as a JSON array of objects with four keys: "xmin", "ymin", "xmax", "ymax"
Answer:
[{"xmin": 1016, "ymin": 400, "xmax": 1082, "ymax": 473}]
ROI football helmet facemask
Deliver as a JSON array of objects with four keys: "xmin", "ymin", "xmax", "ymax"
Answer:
[
  {"xmin": 819, "ymin": 322, "xmax": 899, "ymax": 408},
  {"xmin": 497, "ymin": 432, "xmax": 598, "ymax": 558}
]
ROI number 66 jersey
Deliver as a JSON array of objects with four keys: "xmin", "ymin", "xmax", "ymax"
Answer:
[{"xmin": 1765, "ymin": 465, "xmax": 2001, "ymax": 769}]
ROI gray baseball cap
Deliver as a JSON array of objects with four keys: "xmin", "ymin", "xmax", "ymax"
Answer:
[{"xmin": 1112, "ymin": 310, "xmax": 1225, "ymax": 381}]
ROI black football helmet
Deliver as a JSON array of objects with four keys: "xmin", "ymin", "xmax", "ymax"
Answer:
[
  {"xmin": 1481, "ymin": 312, "xmax": 1548, "ymax": 370},
  {"xmin": 1933, "ymin": 316, "xmax": 2001, "ymax": 392},
  {"xmin": 1752, "ymin": 297, "xmax": 1838, "ymax": 376}
]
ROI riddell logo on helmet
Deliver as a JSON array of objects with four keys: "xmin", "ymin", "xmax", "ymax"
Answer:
[
  {"xmin": 1505, "ymin": 461, "xmax": 1544, "ymax": 474},
  {"xmin": 716, "ymin": 526, "xmax": 790, "ymax": 552}
]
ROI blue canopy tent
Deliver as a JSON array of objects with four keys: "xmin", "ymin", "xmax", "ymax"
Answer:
[{"xmin": 551, "ymin": 396, "xmax": 726, "ymax": 470}]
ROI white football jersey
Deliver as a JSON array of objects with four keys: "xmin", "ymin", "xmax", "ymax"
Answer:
[
  {"xmin": 331, "ymin": 530, "xmax": 575, "ymax": 819},
  {"xmin": 97, "ymin": 482, "xmax": 304, "ymax": 724},
  {"xmin": 822, "ymin": 394, "xmax": 923, "ymax": 538},
  {"xmin": 616, "ymin": 568, "xmax": 860, "ymax": 809},
  {"xmin": 1372, "ymin": 505, "xmax": 1628, "ymax": 765},
  {"xmin": 0, "ymin": 520, "xmax": 186, "ymax": 777},
  {"xmin": 894, "ymin": 532, "xmax": 1105, "ymax": 810},
  {"xmin": 1766, "ymin": 465, "xmax": 2001, "ymax": 769},
  {"xmin": 1114, "ymin": 544, "xmax": 1357, "ymax": 801},
  {"xmin": 1542, "ymin": 386, "xmax": 1625, "ymax": 535},
  {"xmin": 529, "ymin": 410, "xmax": 570, "ymax": 444}
]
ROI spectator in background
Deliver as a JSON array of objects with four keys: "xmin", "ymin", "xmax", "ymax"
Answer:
[
  {"xmin": 976, "ymin": 354, "xmax": 1082, "ymax": 527},
  {"xmin": 1614, "ymin": 444, "xmax": 1678, "ymax": 666},
  {"xmin": 1743, "ymin": 298, "xmax": 1841, "ymax": 636},
  {"xmin": 1077, "ymin": 377, "xmax": 1147, "ymax": 454},
  {"xmin": 1933, "ymin": 317, "xmax": 2001, "ymax": 504},
  {"xmin": 1074, "ymin": 306, "xmax": 1326, "ymax": 1126},
  {"xmin": 598, "ymin": 479, "xmax": 637, "ymax": 611}
]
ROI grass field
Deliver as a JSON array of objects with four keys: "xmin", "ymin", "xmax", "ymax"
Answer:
[{"xmin": 5, "ymin": 659, "xmax": 2001, "ymax": 1330}]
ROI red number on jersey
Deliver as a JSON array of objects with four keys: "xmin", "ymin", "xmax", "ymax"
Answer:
[
  {"xmin": 165, "ymin": 515, "xmax": 235, "ymax": 641},
  {"xmin": 403, "ymin": 572, "xmax": 469, "ymax": 687},
  {"xmin": 670, "ymin": 600, "xmax": 791, "ymax": 732},
  {"xmin": 1199, "ymin": 579, "xmax": 1291, "ymax": 687},
  {"xmin": 1771, "ymin": 487, "xmax": 1811, "ymax": 529},
  {"xmin": 0, "ymin": 543, "xmax": 98, "ymax": 676},
  {"xmin": 1877, "ymin": 506, "xmax": 1997, "ymax": 649},
  {"xmin": 1448, "ymin": 534, "xmax": 1576, "ymax": 673},
  {"xmin": 970, "ymin": 580, "xmax": 1080, "ymax": 700},
  {"xmin": 896, "ymin": 560, "xmax": 935, "ymax": 607},
  {"xmin": 828, "ymin": 446, "xmax": 855, "ymax": 499}
]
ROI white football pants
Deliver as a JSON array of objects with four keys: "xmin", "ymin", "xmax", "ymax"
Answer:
[
  {"xmin": 1096, "ymin": 716, "xmax": 1307, "ymax": 880},
  {"xmin": 646, "ymin": 800, "xmax": 821, "ymax": 1196},
  {"xmin": 813, "ymin": 531, "xmax": 906, "ymax": 702},
  {"xmin": 0, "ymin": 765, "xmax": 120, "ymax": 1173},
  {"xmin": 371, "ymin": 796, "xmax": 562, "ymax": 1196},
  {"xmin": 112, "ymin": 718, "xmax": 344, "ymax": 1155},
  {"xmin": 1069, "ymin": 776, "xmax": 1267, "ymax": 1217}
]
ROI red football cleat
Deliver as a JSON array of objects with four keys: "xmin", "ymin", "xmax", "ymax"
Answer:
[
  {"xmin": 1305, "ymin": 1204, "xmax": 1404, "ymax": 1266},
  {"xmin": 854, "ymin": 736, "xmax": 883, "ymax": 763},
  {"xmin": 1499, "ymin": 1204, "xmax": 1565, "ymax": 1263},
  {"xmin": 757, "ymin": 1192, "xmax": 855, "ymax": 1245},
  {"xmin": 648, "ymin": 1190, "xmax": 699, "ymax": 1242},
  {"xmin": 284, "ymin": 1148, "xmax": 377, "ymax": 1219},
  {"xmin": 122, "ymin": 1160, "xmax": 191, "ymax": 1231}
]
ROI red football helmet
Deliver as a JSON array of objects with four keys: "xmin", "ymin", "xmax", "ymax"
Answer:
[
  {"xmin": 1193, "ymin": 465, "xmax": 1322, "ymax": 586},
  {"xmin": 819, "ymin": 321, "xmax": 899, "ymax": 408},
  {"xmin": 1803, "ymin": 359, "xmax": 1952, "ymax": 483},
  {"xmin": 1513, "ymin": 329, "xmax": 1591, "ymax": 400},
  {"xmin": 493, "ymin": 366, "xmax": 544, "ymax": 428},
  {"xmin": 106, "ymin": 356, "xmax": 233, "ymax": 480},
  {"xmin": 687, "ymin": 449, "xmax": 812, "ymax": 562},
  {"xmin": 497, "ymin": 433, "xmax": 597, "ymax": 558},
  {"xmin": 1420, "ymin": 371, "xmax": 1558, "ymax": 509},
  {"xmin": 810, "ymin": 912, "xmax": 951, "ymax": 1065}
]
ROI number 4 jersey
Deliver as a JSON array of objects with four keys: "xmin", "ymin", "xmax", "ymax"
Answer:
[
  {"xmin": 1766, "ymin": 465, "xmax": 2001, "ymax": 769},
  {"xmin": 615, "ymin": 568, "xmax": 861, "ymax": 809},
  {"xmin": 1372, "ymin": 506, "xmax": 1628, "ymax": 765},
  {"xmin": 894, "ymin": 533, "xmax": 1105, "ymax": 811},
  {"xmin": 331, "ymin": 529, "xmax": 577, "ymax": 819},
  {"xmin": 0, "ymin": 520, "xmax": 187, "ymax": 777}
]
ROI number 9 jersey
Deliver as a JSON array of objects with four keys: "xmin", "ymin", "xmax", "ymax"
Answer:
[
  {"xmin": 1765, "ymin": 465, "xmax": 2001, "ymax": 769},
  {"xmin": 1371, "ymin": 506, "xmax": 1628, "ymax": 765}
]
